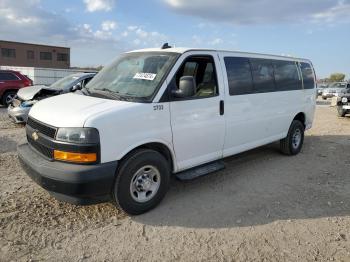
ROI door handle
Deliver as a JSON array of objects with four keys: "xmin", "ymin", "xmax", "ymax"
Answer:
[{"xmin": 220, "ymin": 100, "xmax": 224, "ymax": 115}]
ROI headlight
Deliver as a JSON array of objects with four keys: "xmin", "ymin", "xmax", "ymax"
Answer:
[
  {"xmin": 21, "ymin": 100, "xmax": 37, "ymax": 107},
  {"xmin": 342, "ymin": 97, "xmax": 348, "ymax": 103},
  {"xmin": 56, "ymin": 127, "xmax": 99, "ymax": 144}
]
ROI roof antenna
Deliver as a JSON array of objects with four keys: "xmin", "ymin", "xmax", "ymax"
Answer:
[{"xmin": 161, "ymin": 43, "xmax": 172, "ymax": 49}]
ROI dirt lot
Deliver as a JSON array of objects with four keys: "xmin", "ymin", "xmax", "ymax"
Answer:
[{"xmin": 1, "ymin": 101, "xmax": 350, "ymax": 262}]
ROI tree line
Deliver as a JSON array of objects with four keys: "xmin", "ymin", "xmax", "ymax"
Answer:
[{"xmin": 320, "ymin": 73, "xmax": 347, "ymax": 83}]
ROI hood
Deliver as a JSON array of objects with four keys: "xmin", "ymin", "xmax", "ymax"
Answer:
[
  {"xmin": 17, "ymin": 85, "xmax": 49, "ymax": 100},
  {"xmin": 29, "ymin": 93, "xmax": 134, "ymax": 127}
]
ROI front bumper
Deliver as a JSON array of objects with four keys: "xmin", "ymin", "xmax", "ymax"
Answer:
[
  {"xmin": 18, "ymin": 143, "xmax": 118, "ymax": 205},
  {"xmin": 322, "ymin": 94, "xmax": 334, "ymax": 98},
  {"xmin": 8, "ymin": 105, "xmax": 30, "ymax": 123}
]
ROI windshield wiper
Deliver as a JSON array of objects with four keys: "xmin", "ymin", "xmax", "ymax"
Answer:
[
  {"xmin": 91, "ymin": 88, "xmax": 125, "ymax": 100},
  {"xmin": 94, "ymin": 88, "xmax": 116, "ymax": 93}
]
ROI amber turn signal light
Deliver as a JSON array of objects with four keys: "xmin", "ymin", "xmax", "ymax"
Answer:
[{"xmin": 54, "ymin": 150, "xmax": 97, "ymax": 163}]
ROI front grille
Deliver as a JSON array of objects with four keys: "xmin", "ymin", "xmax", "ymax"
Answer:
[
  {"xmin": 27, "ymin": 134, "xmax": 53, "ymax": 159},
  {"xmin": 27, "ymin": 117, "xmax": 57, "ymax": 138}
]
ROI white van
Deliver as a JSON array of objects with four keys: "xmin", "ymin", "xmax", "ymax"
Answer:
[{"xmin": 18, "ymin": 46, "xmax": 316, "ymax": 215}]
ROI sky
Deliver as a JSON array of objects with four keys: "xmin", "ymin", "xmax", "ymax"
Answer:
[{"xmin": 0, "ymin": 0, "xmax": 349, "ymax": 79}]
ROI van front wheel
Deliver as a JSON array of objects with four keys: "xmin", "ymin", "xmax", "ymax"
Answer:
[
  {"xmin": 280, "ymin": 120, "xmax": 305, "ymax": 155},
  {"xmin": 113, "ymin": 149, "xmax": 170, "ymax": 215}
]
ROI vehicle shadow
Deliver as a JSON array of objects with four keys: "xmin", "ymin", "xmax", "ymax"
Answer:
[
  {"xmin": 0, "ymin": 136, "xmax": 19, "ymax": 153},
  {"xmin": 134, "ymin": 135, "xmax": 350, "ymax": 228}
]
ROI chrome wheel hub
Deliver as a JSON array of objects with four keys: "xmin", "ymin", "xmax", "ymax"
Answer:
[
  {"xmin": 5, "ymin": 94, "xmax": 15, "ymax": 105},
  {"xmin": 292, "ymin": 128, "xmax": 302, "ymax": 149},
  {"xmin": 130, "ymin": 165, "xmax": 161, "ymax": 203}
]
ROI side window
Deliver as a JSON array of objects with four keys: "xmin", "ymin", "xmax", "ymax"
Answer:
[
  {"xmin": 203, "ymin": 63, "xmax": 214, "ymax": 82},
  {"xmin": 250, "ymin": 59, "xmax": 275, "ymax": 93},
  {"xmin": 182, "ymin": 62, "xmax": 198, "ymax": 77},
  {"xmin": 300, "ymin": 62, "xmax": 315, "ymax": 89},
  {"xmin": 273, "ymin": 60, "xmax": 301, "ymax": 91},
  {"xmin": 0, "ymin": 72, "xmax": 19, "ymax": 81},
  {"xmin": 172, "ymin": 56, "xmax": 218, "ymax": 99},
  {"xmin": 224, "ymin": 57, "xmax": 253, "ymax": 96},
  {"xmin": 82, "ymin": 77, "xmax": 93, "ymax": 88}
]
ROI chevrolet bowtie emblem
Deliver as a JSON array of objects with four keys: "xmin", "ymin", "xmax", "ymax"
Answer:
[{"xmin": 32, "ymin": 131, "xmax": 39, "ymax": 141}]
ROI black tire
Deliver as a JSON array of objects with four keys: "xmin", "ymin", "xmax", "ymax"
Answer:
[
  {"xmin": 280, "ymin": 120, "xmax": 305, "ymax": 155},
  {"xmin": 337, "ymin": 106, "xmax": 346, "ymax": 117},
  {"xmin": 322, "ymin": 97, "xmax": 327, "ymax": 100},
  {"xmin": 1, "ymin": 91, "xmax": 16, "ymax": 107},
  {"xmin": 113, "ymin": 149, "xmax": 170, "ymax": 215}
]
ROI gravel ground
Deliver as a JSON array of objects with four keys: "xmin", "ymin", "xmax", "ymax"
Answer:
[{"xmin": 1, "ymin": 100, "xmax": 350, "ymax": 261}]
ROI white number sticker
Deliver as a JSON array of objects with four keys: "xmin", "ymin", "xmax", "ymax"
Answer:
[{"xmin": 133, "ymin": 73, "xmax": 157, "ymax": 81}]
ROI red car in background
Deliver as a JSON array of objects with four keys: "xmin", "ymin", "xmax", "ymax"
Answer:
[{"xmin": 0, "ymin": 70, "xmax": 33, "ymax": 106}]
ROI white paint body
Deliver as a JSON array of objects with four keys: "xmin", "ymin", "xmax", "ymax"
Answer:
[{"xmin": 28, "ymin": 48, "xmax": 316, "ymax": 173}]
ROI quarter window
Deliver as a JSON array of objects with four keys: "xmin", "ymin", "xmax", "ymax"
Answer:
[
  {"xmin": 224, "ymin": 57, "xmax": 254, "ymax": 96},
  {"xmin": 300, "ymin": 62, "xmax": 315, "ymax": 89},
  {"xmin": 273, "ymin": 60, "xmax": 301, "ymax": 91},
  {"xmin": 250, "ymin": 59, "xmax": 276, "ymax": 93}
]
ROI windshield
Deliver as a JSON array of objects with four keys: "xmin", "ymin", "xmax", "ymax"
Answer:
[
  {"xmin": 50, "ymin": 75, "xmax": 80, "ymax": 89},
  {"xmin": 86, "ymin": 52, "xmax": 179, "ymax": 101}
]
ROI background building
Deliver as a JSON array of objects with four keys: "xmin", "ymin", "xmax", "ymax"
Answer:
[{"xmin": 0, "ymin": 40, "xmax": 70, "ymax": 69}]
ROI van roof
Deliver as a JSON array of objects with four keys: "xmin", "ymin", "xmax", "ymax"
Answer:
[{"xmin": 128, "ymin": 47, "xmax": 311, "ymax": 63}]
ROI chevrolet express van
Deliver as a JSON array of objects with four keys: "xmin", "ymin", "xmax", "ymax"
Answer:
[{"xmin": 18, "ymin": 46, "xmax": 316, "ymax": 215}]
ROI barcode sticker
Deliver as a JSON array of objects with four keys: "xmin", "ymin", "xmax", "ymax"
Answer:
[{"xmin": 133, "ymin": 73, "xmax": 157, "ymax": 81}]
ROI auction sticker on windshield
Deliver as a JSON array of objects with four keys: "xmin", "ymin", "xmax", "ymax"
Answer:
[{"xmin": 133, "ymin": 73, "xmax": 157, "ymax": 81}]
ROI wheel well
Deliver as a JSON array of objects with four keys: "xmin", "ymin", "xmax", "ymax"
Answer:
[
  {"xmin": 1, "ymin": 89, "xmax": 18, "ymax": 98},
  {"xmin": 127, "ymin": 143, "xmax": 174, "ymax": 172},
  {"xmin": 293, "ymin": 112, "xmax": 306, "ymax": 127}
]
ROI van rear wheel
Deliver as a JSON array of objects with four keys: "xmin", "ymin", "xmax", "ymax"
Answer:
[
  {"xmin": 280, "ymin": 120, "xmax": 305, "ymax": 155},
  {"xmin": 113, "ymin": 149, "xmax": 170, "ymax": 215}
]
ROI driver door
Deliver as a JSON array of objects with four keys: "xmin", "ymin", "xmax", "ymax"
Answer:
[{"xmin": 168, "ymin": 52, "xmax": 225, "ymax": 171}]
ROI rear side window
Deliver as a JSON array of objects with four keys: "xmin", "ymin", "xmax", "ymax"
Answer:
[
  {"xmin": 300, "ymin": 62, "xmax": 315, "ymax": 89},
  {"xmin": 250, "ymin": 59, "xmax": 275, "ymax": 93},
  {"xmin": 224, "ymin": 57, "xmax": 254, "ymax": 96},
  {"xmin": 273, "ymin": 60, "xmax": 301, "ymax": 91},
  {"xmin": 0, "ymin": 72, "xmax": 19, "ymax": 81}
]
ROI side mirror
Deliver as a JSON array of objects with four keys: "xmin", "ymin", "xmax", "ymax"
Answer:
[
  {"xmin": 71, "ymin": 82, "xmax": 82, "ymax": 91},
  {"xmin": 171, "ymin": 76, "xmax": 196, "ymax": 98}
]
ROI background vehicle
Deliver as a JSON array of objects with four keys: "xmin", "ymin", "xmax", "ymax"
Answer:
[
  {"xmin": 334, "ymin": 82, "xmax": 350, "ymax": 97},
  {"xmin": 322, "ymin": 82, "xmax": 348, "ymax": 99},
  {"xmin": 335, "ymin": 86, "xmax": 350, "ymax": 117},
  {"xmin": 0, "ymin": 70, "xmax": 33, "ymax": 106},
  {"xmin": 18, "ymin": 47, "xmax": 316, "ymax": 215},
  {"xmin": 8, "ymin": 73, "xmax": 96, "ymax": 123},
  {"xmin": 317, "ymin": 83, "xmax": 328, "ymax": 96}
]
